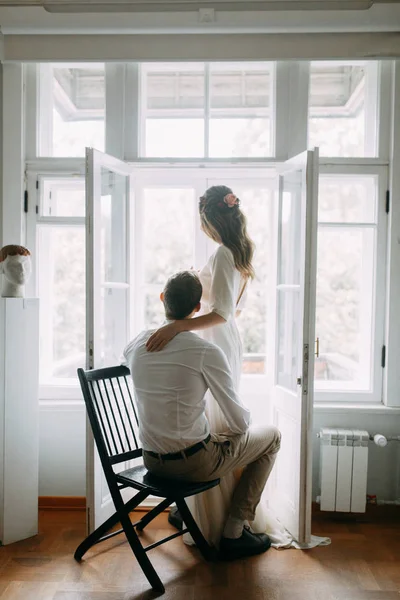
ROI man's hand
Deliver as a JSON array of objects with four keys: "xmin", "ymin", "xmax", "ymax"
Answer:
[{"xmin": 146, "ymin": 321, "xmax": 184, "ymax": 352}]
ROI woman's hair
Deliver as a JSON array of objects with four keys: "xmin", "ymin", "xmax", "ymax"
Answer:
[{"xmin": 199, "ymin": 185, "xmax": 255, "ymax": 280}]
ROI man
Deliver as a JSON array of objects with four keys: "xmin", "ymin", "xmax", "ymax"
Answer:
[{"xmin": 123, "ymin": 271, "xmax": 281, "ymax": 560}]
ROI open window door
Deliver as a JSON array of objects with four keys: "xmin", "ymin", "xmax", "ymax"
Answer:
[
  {"xmin": 85, "ymin": 148, "xmax": 134, "ymax": 534},
  {"xmin": 269, "ymin": 149, "xmax": 319, "ymax": 545}
]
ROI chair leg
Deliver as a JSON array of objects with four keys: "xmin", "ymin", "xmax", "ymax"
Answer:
[
  {"xmin": 175, "ymin": 498, "xmax": 217, "ymax": 562},
  {"xmin": 74, "ymin": 509, "xmax": 123, "ymax": 561},
  {"xmin": 119, "ymin": 509, "xmax": 165, "ymax": 593},
  {"xmin": 74, "ymin": 489, "xmax": 149, "ymax": 561},
  {"xmin": 136, "ymin": 498, "xmax": 173, "ymax": 532}
]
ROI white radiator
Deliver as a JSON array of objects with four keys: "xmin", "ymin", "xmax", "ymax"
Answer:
[{"xmin": 319, "ymin": 428, "xmax": 369, "ymax": 513}]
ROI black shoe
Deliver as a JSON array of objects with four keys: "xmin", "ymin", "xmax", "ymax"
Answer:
[
  {"xmin": 219, "ymin": 528, "xmax": 272, "ymax": 561},
  {"xmin": 168, "ymin": 506, "xmax": 183, "ymax": 531}
]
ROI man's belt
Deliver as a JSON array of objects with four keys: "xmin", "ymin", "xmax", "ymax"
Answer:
[{"xmin": 144, "ymin": 434, "xmax": 211, "ymax": 461}]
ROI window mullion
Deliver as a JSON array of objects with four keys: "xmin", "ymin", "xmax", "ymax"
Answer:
[
  {"xmin": 287, "ymin": 62, "xmax": 310, "ymax": 158},
  {"xmin": 364, "ymin": 61, "xmax": 380, "ymax": 158},
  {"xmin": 105, "ymin": 64, "xmax": 125, "ymax": 159},
  {"xmin": 384, "ymin": 63, "xmax": 400, "ymax": 406},
  {"xmin": 25, "ymin": 64, "xmax": 39, "ymax": 160},
  {"xmin": 125, "ymin": 63, "xmax": 141, "ymax": 160},
  {"xmin": 204, "ymin": 63, "xmax": 210, "ymax": 159},
  {"xmin": 38, "ymin": 64, "xmax": 53, "ymax": 157},
  {"xmin": 274, "ymin": 62, "xmax": 289, "ymax": 160},
  {"xmin": 25, "ymin": 172, "xmax": 39, "ymax": 298},
  {"xmin": 3, "ymin": 63, "xmax": 25, "ymax": 246},
  {"xmin": 377, "ymin": 61, "xmax": 393, "ymax": 162}
]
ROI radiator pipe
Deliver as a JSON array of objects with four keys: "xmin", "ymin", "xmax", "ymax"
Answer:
[{"xmin": 370, "ymin": 434, "xmax": 400, "ymax": 446}]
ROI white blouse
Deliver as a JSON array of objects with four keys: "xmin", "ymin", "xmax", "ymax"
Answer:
[{"xmin": 199, "ymin": 244, "xmax": 247, "ymax": 321}]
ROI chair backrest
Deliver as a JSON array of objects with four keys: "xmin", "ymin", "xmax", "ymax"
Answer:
[{"xmin": 77, "ymin": 365, "xmax": 142, "ymax": 468}]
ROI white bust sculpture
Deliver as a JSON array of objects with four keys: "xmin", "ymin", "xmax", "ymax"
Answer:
[{"xmin": 0, "ymin": 245, "xmax": 32, "ymax": 298}]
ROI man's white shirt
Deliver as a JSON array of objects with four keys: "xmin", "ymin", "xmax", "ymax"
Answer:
[{"xmin": 122, "ymin": 328, "xmax": 251, "ymax": 454}]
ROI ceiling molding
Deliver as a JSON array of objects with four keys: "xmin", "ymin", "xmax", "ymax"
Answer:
[
  {"xmin": 0, "ymin": 0, "xmax": 398, "ymax": 11},
  {"xmin": 0, "ymin": 4, "xmax": 399, "ymax": 35},
  {"xmin": 4, "ymin": 32, "xmax": 400, "ymax": 61},
  {"xmin": 0, "ymin": 0, "xmax": 380, "ymax": 10}
]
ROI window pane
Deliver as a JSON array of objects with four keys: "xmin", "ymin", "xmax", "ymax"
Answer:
[
  {"xmin": 100, "ymin": 168, "xmax": 128, "ymax": 283},
  {"xmin": 221, "ymin": 185, "xmax": 273, "ymax": 375},
  {"xmin": 240, "ymin": 286, "xmax": 266, "ymax": 375},
  {"xmin": 277, "ymin": 289, "xmax": 300, "ymax": 392},
  {"xmin": 142, "ymin": 187, "xmax": 195, "ymax": 328},
  {"xmin": 319, "ymin": 175, "xmax": 377, "ymax": 223},
  {"xmin": 41, "ymin": 178, "xmax": 85, "ymax": 217},
  {"xmin": 315, "ymin": 227, "xmax": 375, "ymax": 390},
  {"xmin": 142, "ymin": 63, "xmax": 205, "ymax": 157},
  {"xmin": 42, "ymin": 63, "xmax": 105, "ymax": 157},
  {"xmin": 145, "ymin": 288, "xmax": 166, "ymax": 330},
  {"xmin": 309, "ymin": 62, "xmax": 377, "ymax": 157},
  {"xmin": 279, "ymin": 171, "xmax": 302, "ymax": 286},
  {"xmin": 38, "ymin": 225, "xmax": 85, "ymax": 383},
  {"xmin": 145, "ymin": 119, "xmax": 204, "ymax": 158},
  {"xmin": 209, "ymin": 118, "xmax": 270, "ymax": 158},
  {"xmin": 209, "ymin": 63, "xmax": 273, "ymax": 158},
  {"xmin": 100, "ymin": 287, "xmax": 128, "ymax": 367}
]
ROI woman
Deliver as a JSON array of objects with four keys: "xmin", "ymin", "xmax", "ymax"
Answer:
[{"xmin": 146, "ymin": 185, "xmax": 255, "ymax": 546}]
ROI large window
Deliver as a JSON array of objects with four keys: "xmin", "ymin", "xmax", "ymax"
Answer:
[
  {"xmin": 141, "ymin": 62, "xmax": 274, "ymax": 159},
  {"xmin": 29, "ymin": 59, "xmax": 388, "ymax": 404}
]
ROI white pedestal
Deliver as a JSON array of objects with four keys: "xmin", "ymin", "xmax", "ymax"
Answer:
[{"xmin": 0, "ymin": 298, "xmax": 39, "ymax": 545}]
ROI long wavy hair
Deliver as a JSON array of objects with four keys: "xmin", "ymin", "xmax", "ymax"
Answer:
[{"xmin": 199, "ymin": 185, "xmax": 255, "ymax": 280}]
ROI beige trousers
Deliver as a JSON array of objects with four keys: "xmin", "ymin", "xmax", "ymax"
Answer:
[{"xmin": 143, "ymin": 425, "xmax": 281, "ymax": 523}]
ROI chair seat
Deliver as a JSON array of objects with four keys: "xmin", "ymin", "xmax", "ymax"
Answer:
[{"xmin": 116, "ymin": 464, "xmax": 220, "ymax": 498}]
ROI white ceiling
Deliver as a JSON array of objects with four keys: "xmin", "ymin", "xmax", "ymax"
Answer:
[{"xmin": 0, "ymin": 3, "xmax": 399, "ymax": 33}]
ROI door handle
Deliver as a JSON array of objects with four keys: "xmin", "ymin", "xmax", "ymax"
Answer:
[{"xmin": 315, "ymin": 337, "xmax": 320, "ymax": 358}]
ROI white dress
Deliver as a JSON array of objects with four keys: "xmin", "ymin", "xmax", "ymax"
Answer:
[
  {"xmin": 185, "ymin": 245, "xmax": 249, "ymax": 547},
  {"xmin": 184, "ymin": 245, "xmax": 330, "ymax": 550}
]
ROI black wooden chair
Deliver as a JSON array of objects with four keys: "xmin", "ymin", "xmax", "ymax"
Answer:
[{"xmin": 75, "ymin": 365, "xmax": 220, "ymax": 594}]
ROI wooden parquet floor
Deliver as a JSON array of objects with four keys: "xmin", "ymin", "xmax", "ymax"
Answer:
[{"xmin": 0, "ymin": 509, "xmax": 400, "ymax": 599}]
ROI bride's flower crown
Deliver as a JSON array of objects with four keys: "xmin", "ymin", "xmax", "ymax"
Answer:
[
  {"xmin": 223, "ymin": 193, "xmax": 239, "ymax": 208},
  {"xmin": 199, "ymin": 192, "xmax": 240, "ymax": 212}
]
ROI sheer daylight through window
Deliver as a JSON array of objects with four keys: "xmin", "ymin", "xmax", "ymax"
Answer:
[
  {"xmin": 308, "ymin": 61, "xmax": 378, "ymax": 157},
  {"xmin": 40, "ymin": 63, "xmax": 105, "ymax": 157},
  {"xmin": 142, "ymin": 62, "xmax": 274, "ymax": 158}
]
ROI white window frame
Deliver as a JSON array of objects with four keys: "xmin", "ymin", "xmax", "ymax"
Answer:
[
  {"xmin": 25, "ymin": 160, "xmax": 86, "ymax": 400},
  {"xmin": 314, "ymin": 163, "xmax": 388, "ymax": 404},
  {"xmin": 22, "ymin": 59, "xmax": 395, "ymax": 407}
]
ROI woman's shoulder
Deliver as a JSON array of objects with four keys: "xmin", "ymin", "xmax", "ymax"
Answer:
[{"xmin": 213, "ymin": 244, "xmax": 235, "ymax": 264}]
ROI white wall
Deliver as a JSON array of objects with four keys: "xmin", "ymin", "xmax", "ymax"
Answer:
[{"xmin": 39, "ymin": 405, "xmax": 86, "ymax": 496}]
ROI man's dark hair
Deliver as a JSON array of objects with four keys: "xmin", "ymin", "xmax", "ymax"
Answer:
[{"xmin": 163, "ymin": 271, "xmax": 202, "ymax": 320}]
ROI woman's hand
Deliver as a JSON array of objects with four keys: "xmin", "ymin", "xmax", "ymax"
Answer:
[{"xmin": 146, "ymin": 321, "xmax": 184, "ymax": 352}]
